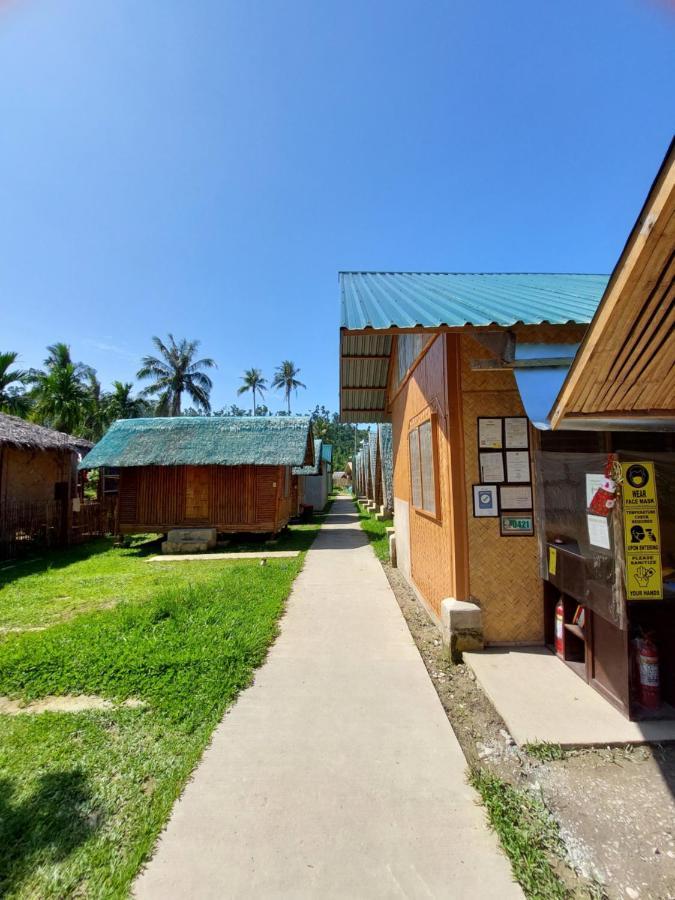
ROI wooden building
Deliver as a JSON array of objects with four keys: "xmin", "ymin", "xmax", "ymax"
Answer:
[
  {"xmin": 339, "ymin": 143, "xmax": 674, "ymax": 720},
  {"xmin": 537, "ymin": 141, "xmax": 675, "ymax": 719},
  {"xmin": 0, "ymin": 413, "xmax": 92, "ymax": 556},
  {"xmin": 81, "ymin": 416, "xmax": 314, "ymax": 535},
  {"xmin": 339, "ymin": 272, "xmax": 608, "ymax": 644}
]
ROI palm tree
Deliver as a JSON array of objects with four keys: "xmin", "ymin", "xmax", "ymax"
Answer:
[
  {"xmin": 237, "ymin": 368, "xmax": 267, "ymax": 415},
  {"xmin": 0, "ymin": 351, "xmax": 30, "ymax": 416},
  {"xmin": 137, "ymin": 335, "xmax": 216, "ymax": 416},
  {"xmin": 106, "ymin": 381, "xmax": 148, "ymax": 420},
  {"xmin": 30, "ymin": 359, "xmax": 88, "ymax": 434},
  {"xmin": 272, "ymin": 360, "xmax": 306, "ymax": 414}
]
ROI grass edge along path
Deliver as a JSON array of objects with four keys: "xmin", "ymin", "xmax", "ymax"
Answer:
[
  {"xmin": 355, "ymin": 498, "xmax": 392, "ymax": 562},
  {"xmin": 469, "ymin": 769, "xmax": 570, "ymax": 899},
  {"xmin": 0, "ymin": 510, "xmax": 330, "ymax": 899}
]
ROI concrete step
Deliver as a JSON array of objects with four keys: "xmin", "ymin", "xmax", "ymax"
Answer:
[
  {"xmin": 162, "ymin": 540, "xmax": 211, "ymax": 554},
  {"xmin": 167, "ymin": 528, "xmax": 217, "ymax": 547}
]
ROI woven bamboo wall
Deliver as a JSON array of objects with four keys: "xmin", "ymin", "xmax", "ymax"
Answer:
[
  {"xmin": 391, "ymin": 335, "xmax": 459, "ymax": 616},
  {"xmin": 460, "ymin": 325, "xmax": 583, "ymax": 644},
  {"xmin": 118, "ymin": 464, "xmax": 288, "ymax": 533},
  {"xmin": 0, "ymin": 446, "xmax": 72, "ymax": 505}
]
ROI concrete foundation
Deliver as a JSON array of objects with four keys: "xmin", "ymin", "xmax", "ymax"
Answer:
[
  {"xmin": 162, "ymin": 528, "xmax": 217, "ymax": 555},
  {"xmin": 441, "ymin": 598, "xmax": 484, "ymax": 662},
  {"xmin": 388, "ymin": 533, "xmax": 397, "ymax": 567}
]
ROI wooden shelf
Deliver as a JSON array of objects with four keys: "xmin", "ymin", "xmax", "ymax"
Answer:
[{"xmin": 564, "ymin": 623, "xmax": 585, "ymax": 641}]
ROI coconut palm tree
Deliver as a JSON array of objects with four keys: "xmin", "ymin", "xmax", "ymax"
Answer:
[
  {"xmin": 30, "ymin": 359, "xmax": 88, "ymax": 434},
  {"xmin": 272, "ymin": 360, "xmax": 306, "ymax": 414},
  {"xmin": 137, "ymin": 335, "xmax": 216, "ymax": 416},
  {"xmin": 0, "ymin": 351, "xmax": 30, "ymax": 416},
  {"xmin": 237, "ymin": 368, "xmax": 267, "ymax": 415},
  {"xmin": 106, "ymin": 381, "xmax": 148, "ymax": 421}
]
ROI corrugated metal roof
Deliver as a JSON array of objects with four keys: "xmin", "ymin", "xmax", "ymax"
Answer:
[
  {"xmin": 340, "ymin": 272, "xmax": 608, "ymax": 331},
  {"xmin": 81, "ymin": 416, "xmax": 313, "ymax": 469}
]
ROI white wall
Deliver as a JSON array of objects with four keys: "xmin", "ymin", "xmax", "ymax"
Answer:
[
  {"xmin": 393, "ymin": 496, "xmax": 411, "ymax": 580},
  {"xmin": 301, "ymin": 474, "xmax": 328, "ymax": 510}
]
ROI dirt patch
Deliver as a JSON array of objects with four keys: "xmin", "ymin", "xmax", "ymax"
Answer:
[
  {"xmin": 384, "ymin": 563, "xmax": 675, "ymax": 900},
  {"xmin": 0, "ymin": 695, "xmax": 145, "ymax": 714}
]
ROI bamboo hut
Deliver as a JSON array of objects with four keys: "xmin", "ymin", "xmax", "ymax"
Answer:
[
  {"xmin": 81, "ymin": 416, "xmax": 314, "ymax": 535},
  {"xmin": 0, "ymin": 413, "xmax": 92, "ymax": 556}
]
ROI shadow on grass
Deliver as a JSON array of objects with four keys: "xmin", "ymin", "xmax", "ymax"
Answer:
[
  {"xmin": 0, "ymin": 770, "xmax": 99, "ymax": 895},
  {"xmin": 0, "ymin": 535, "xmax": 161, "ymax": 589}
]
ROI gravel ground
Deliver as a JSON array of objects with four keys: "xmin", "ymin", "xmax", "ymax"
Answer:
[{"xmin": 383, "ymin": 563, "xmax": 675, "ymax": 900}]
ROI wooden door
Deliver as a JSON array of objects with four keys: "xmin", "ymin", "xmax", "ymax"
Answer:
[{"xmin": 185, "ymin": 467, "xmax": 210, "ymax": 522}]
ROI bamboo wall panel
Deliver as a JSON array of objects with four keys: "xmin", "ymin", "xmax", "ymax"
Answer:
[
  {"xmin": 119, "ymin": 465, "xmax": 291, "ymax": 533},
  {"xmin": 185, "ymin": 466, "xmax": 210, "ymax": 521},
  {"xmin": 118, "ymin": 469, "xmax": 138, "ymax": 523},
  {"xmin": 459, "ymin": 326, "xmax": 582, "ymax": 644},
  {"xmin": 254, "ymin": 468, "xmax": 280, "ymax": 525},
  {"xmin": 391, "ymin": 335, "xmax": 462, "ymax": 617},
  {"xmin": 137, "ymin": 467, "xmax": 186, "ymax": 526},
  {"xmin": 0, "ymin": 446, "xmax": 73, "ymax": 505}
]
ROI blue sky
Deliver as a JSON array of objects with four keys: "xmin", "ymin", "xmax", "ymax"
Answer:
[{"xmin": 1, "ymin": 1, "xmax": 673, "ymax": 415}]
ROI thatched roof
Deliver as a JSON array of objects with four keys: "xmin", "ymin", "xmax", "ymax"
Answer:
[
  {"xmin": 293, "ymin": 439, "xmax": 323, "ymax": 477},
  {"xmin": 80, "ymin": 416, "xmax": 314, "ymax": 469},
  {"xmin": 0, "ymin": 413, "xmax": 92, "ymax": 454}
]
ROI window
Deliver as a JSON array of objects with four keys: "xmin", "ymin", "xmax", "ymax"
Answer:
[
  {"xmin": 284, "ymin": 466, "xmax": 290, "ymax": 498},
  {"xmin": 409, "ymin": 418, "xmax": 437, "ymax": 516},
  {"xmin": 409, "ymin": 430, "xmax": 422, "ymax": 508}
]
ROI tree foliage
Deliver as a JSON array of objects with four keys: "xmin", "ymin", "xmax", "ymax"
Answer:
[
  {"xmin": 137, "ymin": 335, "xmax": 215, "ymax": 417},
  {"xmin": 272, "ymin": 360, "xmax": 306, "ymax": 414},
  {"xmin": 237, "ymin": 368, "xmax": 267, "ymax": 416}
]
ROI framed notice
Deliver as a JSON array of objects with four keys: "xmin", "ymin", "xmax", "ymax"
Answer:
[
  {"xmin": 473, "ymin": 484, "xmax": 499, "ymax": 518},
  {"xmin": 500, "ymin": 513, "xmax": 534, "ymax": 537},
  {"xmin": 477, "ymin": 417, "xmax": 503, "ymax": 450},
  {"xmin": 499, "ymin": 485, "xmax": 532, "ymax": 511},
  {"xmin": 505, "ymin": 450, "xmax": 530, "ymax": 484},
  {"xmin": 504, "ymin": 417, "xmax": 529, "ymax": 449},
  {"xmin": 479, "ymin": 451, "xmax": 505, "ymax": 483}
]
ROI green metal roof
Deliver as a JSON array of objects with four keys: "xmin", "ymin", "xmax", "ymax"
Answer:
[
  {"xmin": 340, "ymin": 272, "xmax": 609, "ymax": 331},
  {"xmin": 292, "ymin": 438, "xmax": 322, "ymax": 476},
  {"xmin": 80, "ymin": 416, "xmax": 313, "ymax": 469}
]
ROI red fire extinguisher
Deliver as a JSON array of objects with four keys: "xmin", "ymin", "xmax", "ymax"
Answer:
[
  {"xmin": 555, "ymin": 598, "xmax": 564, "ymax": 657},
  {"xmin": 635, "ymin": 633, "xmax": 661, "ymax": 709}
]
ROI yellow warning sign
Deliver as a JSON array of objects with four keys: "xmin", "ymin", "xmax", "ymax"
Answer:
[
  {"xmin": 548, "ymin": 547, "xmax": 557, "ymax": 576},
  {"xmin": 621, "ymin": 462, "xmax": 662, "ymax": 600}
]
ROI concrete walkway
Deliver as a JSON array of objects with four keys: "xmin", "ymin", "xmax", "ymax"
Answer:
[{"xmin": 135, "ymin": 497, "xmax": 521, "ymax": 899}]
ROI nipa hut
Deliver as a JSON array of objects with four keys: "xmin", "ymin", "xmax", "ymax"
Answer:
[
  {"xmin": 0, "ymin": 413, "xmax": 92, "ymax": 555},
  {"xmin": 81, "ymin": 416, "xmax": 314, "ymax": 535}
]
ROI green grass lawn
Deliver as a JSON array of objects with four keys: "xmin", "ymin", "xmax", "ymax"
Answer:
[
  {"xmin": 0, "ymin": 512, "xmax": 328, "ymax": 898},
  {"xmin": 355, "ymin": 499, "xmax": 393, "ymax": 562}
]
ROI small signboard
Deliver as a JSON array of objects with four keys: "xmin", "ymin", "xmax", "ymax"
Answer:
[
  {"xmin": 621, "ymin": 461, "xmax": 662, "ymax": 600},
  {"xmin": 500, "ymin": 513, "xmax": 534, "ymax": 537},
  {"xmin": 473, "ymin": 484, "xmax": 499, "ymax": 517}
]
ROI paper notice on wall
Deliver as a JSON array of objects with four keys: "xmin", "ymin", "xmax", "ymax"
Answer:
[
  {"xmin": 505, "ymin": 451, "xmax": 530, "ymax": 483},
  {"xmin": 585, "ymin": 473, "xmax": 605, "ymax": 508},
  {"xmin": 479, "ymin": 451, "xmax": 505, "ymax": 483},
  {"xmin": 478, "ymin": 418, "xmax": 503, "ymax": 449},
  {"xmin": 587, "ymin": 513, "xmax": 611, "ymax": 550},
  {"xmin": 504, "ymin": 417, "xmax": 529, "ymax": 449}
]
